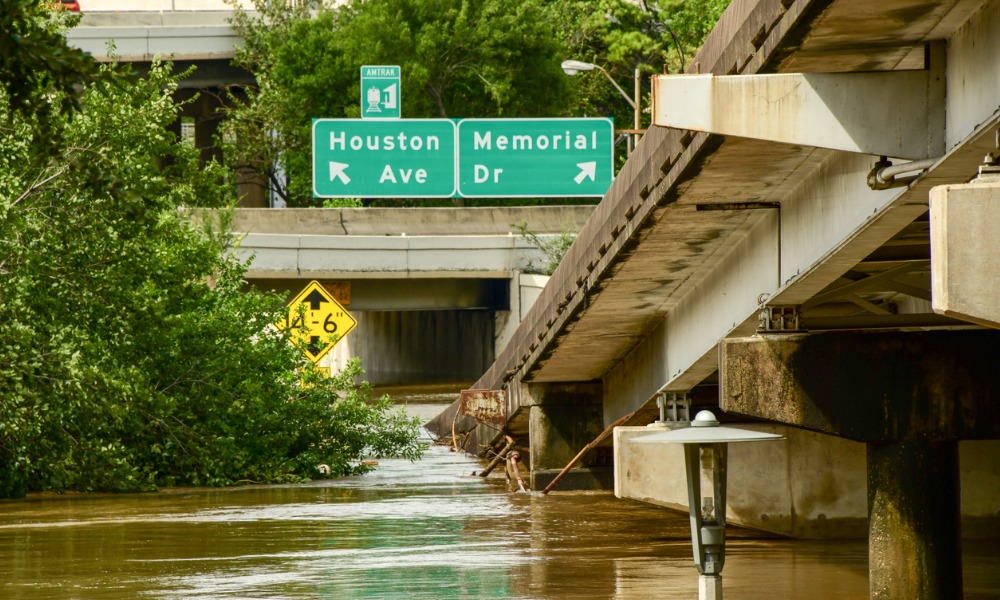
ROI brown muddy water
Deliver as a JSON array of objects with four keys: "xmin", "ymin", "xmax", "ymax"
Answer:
[{"xmin": 0, "ymin": 390, "xmax": 997, "ymax": 599}]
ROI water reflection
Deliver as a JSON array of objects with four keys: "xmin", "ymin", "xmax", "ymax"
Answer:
[{"xmin": 0, "ymin": 396, "xmax": 995, "ymax": 599}]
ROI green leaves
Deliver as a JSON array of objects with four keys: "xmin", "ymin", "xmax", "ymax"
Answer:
[
  {"xmin": 223, "ymin": 0, "xmax": 569, "ymax": 206},
  {"xmin": 0, "ymin": 11, "xmax": 422, "ymax": 497},
  {"xmin": 0, "ymin": 0, "xmax": 99, "ymax": 150}
]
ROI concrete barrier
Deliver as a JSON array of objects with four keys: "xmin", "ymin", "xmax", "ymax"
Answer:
[
  {"xmin": 229, "ymin": 206, "xmax": 594, "ymax": 237},
  {"xmin": 615, "ymin": 424, "xmax": 1000, "ymax": 539}
]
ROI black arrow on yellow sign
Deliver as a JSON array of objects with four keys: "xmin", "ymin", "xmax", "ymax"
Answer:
[{"xmin": 303, "ymin": 289, "xmax": 328, "ymax": 310}]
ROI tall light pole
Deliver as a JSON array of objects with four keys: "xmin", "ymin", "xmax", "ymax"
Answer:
[{"xmin": 561, "ymin": 60, "xmax": 641, "ymax": 155}]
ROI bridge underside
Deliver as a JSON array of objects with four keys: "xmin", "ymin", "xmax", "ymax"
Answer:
[{"xmin": 428, "ymin": 0, "xmax": 1000, "ymax": 597}]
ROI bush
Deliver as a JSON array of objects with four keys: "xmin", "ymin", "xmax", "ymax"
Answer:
[{"xmin": 0, "ymin": 39, "xmax": 422, "ymax": 497}]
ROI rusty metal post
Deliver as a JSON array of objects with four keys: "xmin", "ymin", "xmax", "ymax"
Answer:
[
  {"xmin": 478, "ymin": 438, "xmax": 515, "ymax": 478},
  {"xmin": 867, "ymin": 440, "xmax": 962, "ymax": 600},
  {"xmin": 508, "ymin": 450, "xmax": 526, "ymax": 493}
]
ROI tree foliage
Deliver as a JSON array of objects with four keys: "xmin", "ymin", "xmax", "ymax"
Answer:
[
  {"xmin": 224, "ymin": 0, "xmax": 569, "ymax": 206},
  {"xmin": 0, "ymin": 0, "xmax": 99, "ymax": 147},
  {"xmin": 557, "ymin": 0, "xmax": 731, "ymax": 158},
  {"xmin": 222, "ymin": 0, "xmax": 731, "ymax": 207},
  {"xmin": 0, "ymin": 6, "xmax": 422, "ymax": 498}
]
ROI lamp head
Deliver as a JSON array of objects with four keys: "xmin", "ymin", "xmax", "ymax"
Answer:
[
  {"xmin": 561, "ymin": 59, "xmax": 596, "ymax": 76},
  {"xmin": 634, "ymin": 410, "xmax": 784, "ymax": 445}
]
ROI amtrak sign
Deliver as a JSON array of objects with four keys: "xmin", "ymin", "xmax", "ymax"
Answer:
[
  {"xmin": 360, "ymin": 65, "xmax": 400, "ymax": 119},
  {"xmin": 312, "ymin": 117, "xmax": 613, "ymax": 199}
]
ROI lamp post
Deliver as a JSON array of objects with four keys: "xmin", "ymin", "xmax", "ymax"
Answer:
[
  {"xmin": 561, "ymin": 59, "xmax": 641, "ymax": 155},
  {"xmin": 635, "ymin": 410, "xmax": 784, "ymax": 600}
]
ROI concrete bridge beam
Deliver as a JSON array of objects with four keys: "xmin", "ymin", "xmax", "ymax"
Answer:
[
  {"xmin": 651, "ymin": 47, "xmax": 945, "ymax": 160},
  {"xmin": 719, "ymin": 330, "xmax": 1000, "ymax": 441},
  {"xmin": 931, "ymin": 181, "xmax": 1000, "ymax": 329},
  {"xmin": 720, "ymin": 330, "xmax": 1000, "ymax": 598}
]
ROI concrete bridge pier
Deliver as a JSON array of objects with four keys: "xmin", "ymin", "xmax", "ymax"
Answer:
[
  {"xmin": 721, "ymin": 330, "xmax": 1000, "ymax": 600},
  {"xmin": 868, "ymin": 440, "xmax": 962, "ymax": 600},
  {"xmin": 523, "ymin": 382, "xmax": 612, "ymax": 491}
]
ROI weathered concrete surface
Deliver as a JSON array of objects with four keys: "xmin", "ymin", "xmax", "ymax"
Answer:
[
  {"xmin": 868, "ymin": 441, "xmax": 962, "ymax": 600},
  {"xmin": 720, "ymin": 331, "xmax": 1000, "ymax": 441},
  {"xmin": 229, "ymin": 206, "xmax": 593, "ymax": 280},
  {"xmin": 616, "ymin": 424, "xmax": 868, "ymax": 539},
  {"xmin": 495, "ymin": 273, "xmax": 550, "ymax": 358},
  {"xmin": 238, "ymin": 232, "xmax": 542, "ymax": 280},
  {"xmin": 618, "ymin": 425, "xmax": 1000, "ymax": 540},
  {"xmin": 66, "ymin": 11, "xmax": 242, "ymax": 62},
  {"xmin": 229, "ymin": 207, "xmax": 594, "ymax": 237},
  {"xmin": 526, "ymin": 383, "xmax": 611, "ymax": 490},
  {"xmin": 930, "ymin": 182, "xmax": 1000, "ymax": 328},
  {"xmin": 652, "ymin": 69, "xmax": 944, "ymax": 159}
]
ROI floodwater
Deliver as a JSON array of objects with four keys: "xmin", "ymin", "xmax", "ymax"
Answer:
[{"xmin": 0, "ymin": 389, "xmax": 996, "ymax": 599}]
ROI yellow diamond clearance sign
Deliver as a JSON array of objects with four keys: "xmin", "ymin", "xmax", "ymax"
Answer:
[{"xmin": 282, "ymin": 281, "xmax": 357, "ymax": 363}]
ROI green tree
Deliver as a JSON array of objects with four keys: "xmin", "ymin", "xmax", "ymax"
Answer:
[
  {"xmin": 0, "ymin": 6, "xmax": 422, "ymax": 498},
  {"xmin": 223, "ymin": 0, "xmax": 570, "ymax": 206},
  {"xmin": 222, "ymin": 0, "xmax": 730, "ymax": 206},
  {"xmin": 0, "ymin": 0, "xmax": 99, "ymax": 147},
  {"xmin": 557, "ymin": 0, "xmax": 732, "ymax": 160}
]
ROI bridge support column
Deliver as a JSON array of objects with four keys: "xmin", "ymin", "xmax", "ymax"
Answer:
[
  {"xmin": 868, "ymin": 440, "xmax": 962, "ymax": 600},
  {"xmin": 525, "ymin": 382, "xmax": 612, "ymax": 491},
  {"xmin": 720, "ymin": 330, "xmax": 1000, "ymax": 599}
]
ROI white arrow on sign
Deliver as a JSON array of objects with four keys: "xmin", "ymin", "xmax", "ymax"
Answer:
[
  {"xmin": 574, "ymin": 161, "xmax": 597, "ymax": 184},
  {"xmin": 329, "ymin": 162, "xmax": 351, "ymax": 184}
]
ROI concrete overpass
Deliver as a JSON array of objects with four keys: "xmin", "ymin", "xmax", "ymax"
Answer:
[
  {"xmin": 64, "ymin": 3, "xmax": 270, "ymax": 202},
  {"xmin": 229, "ymin": 206, "xmax": 592, "ymax": 386},
  {"xmin": 65, "ymin": 1, "xmax": 246, "ymax": 63},
  {"xmin": 427, "ymin": 0, "xmax": 1000, "ymax": 597}
]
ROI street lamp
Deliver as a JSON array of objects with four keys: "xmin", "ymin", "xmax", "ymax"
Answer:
[
  {"xmin": 635, "ymin": 410, "xmax": 784, "ymax": 600},
  {"xmin": 561, "ymin": 59, "xmax": 641, "ymax": 154}
]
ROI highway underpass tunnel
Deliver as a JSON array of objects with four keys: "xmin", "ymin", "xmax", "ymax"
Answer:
[
  {"xmin": 347, "ymin": 309, "xmax": 496, "ymax": 387},
  {"xmin": 252, "ymin": 278, "xmax": 508, "ymax": 388}
]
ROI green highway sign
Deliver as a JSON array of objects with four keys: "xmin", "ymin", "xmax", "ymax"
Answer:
[
  {"xmin": 360, "ymin": 65, "xmax": 400, "ymax": 119},
  {"xmin": 457, "ymin": 118, "xmax": 613, "ymax": 198},
  {"xmin": 312, "ymin": 119, "xmax": 456, "ymax": 198},
  {"xmin": 312, "ymin": 118, "xmax": 615, "ymax": 198}
]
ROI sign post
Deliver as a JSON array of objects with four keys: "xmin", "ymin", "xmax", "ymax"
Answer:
[
  {"xmin": 360, "ymin": 65, "xmax": 401, "ymax": 120},
  {"xmin": 283, "ymin": 280, "xmax": 357, "ymax": 364}
]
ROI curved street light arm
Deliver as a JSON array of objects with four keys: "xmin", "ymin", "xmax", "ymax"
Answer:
[{"xmin": 593, "ymin": 64, "xmax": 637, "ymax": 111}]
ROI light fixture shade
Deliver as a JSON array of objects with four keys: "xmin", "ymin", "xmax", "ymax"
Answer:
[
  {"xmin": 634, "ymin": 410, "xmax": 785, "ymax": 444},
  {"xmin": 561, "ymin": 59, "xmax": 596, "ymax": 74}
]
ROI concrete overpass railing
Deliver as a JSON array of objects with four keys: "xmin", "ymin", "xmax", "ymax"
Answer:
[
  {"xmin": 66, "ymin": 8, "xmax": 247, "ymax": 61},
  {"xmin": 230, "ymin": 207, "xmax": 593, "ymax": 280}
]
